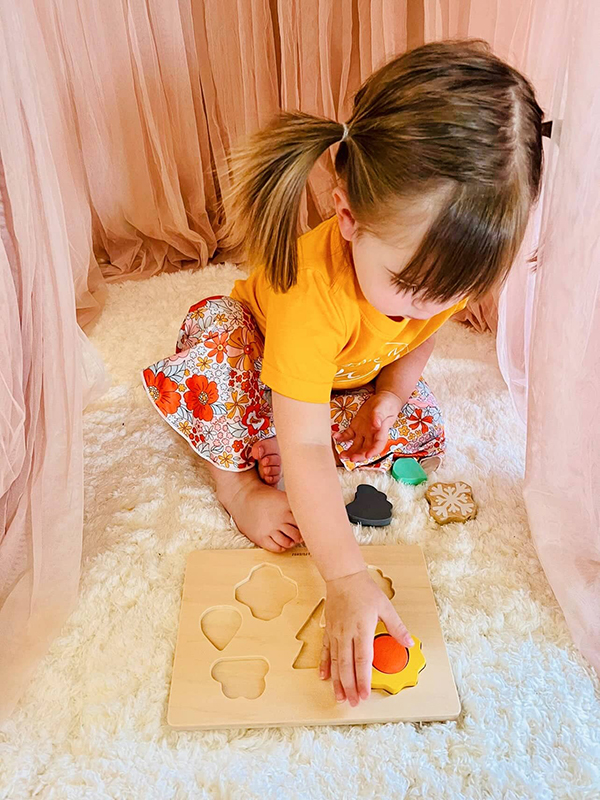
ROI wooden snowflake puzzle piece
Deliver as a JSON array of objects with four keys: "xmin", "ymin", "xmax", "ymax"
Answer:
[{"xmin": 425, "ymin": 481, "xmax": 477, "ymax": 524}]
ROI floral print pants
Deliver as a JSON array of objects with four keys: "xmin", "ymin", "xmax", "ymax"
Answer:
[{"xmin": 141, "ymin": 296, "xmax": 446, "ymax": 472}]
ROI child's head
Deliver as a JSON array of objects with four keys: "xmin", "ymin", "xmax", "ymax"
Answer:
[{"xmin": 221, "ymin": 39, "xmax": 544, "ymax": 315}]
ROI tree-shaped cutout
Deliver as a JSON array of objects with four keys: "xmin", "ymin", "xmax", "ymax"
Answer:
[{"xmin": 292, "ymin": 598, "xmax": 325, "ymax": 669}]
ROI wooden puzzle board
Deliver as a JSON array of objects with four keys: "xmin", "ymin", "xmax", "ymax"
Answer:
[{"xmin": 168, "ymin": 545, "xmax": 461, "ymax": 730}]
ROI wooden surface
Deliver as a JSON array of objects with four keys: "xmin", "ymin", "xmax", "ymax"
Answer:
[{"xmin": 168, "ymin": 545, "xmax": 461, "ymax": 730}]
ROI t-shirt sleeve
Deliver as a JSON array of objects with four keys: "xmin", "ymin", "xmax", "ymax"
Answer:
[{"xmin": 260, "ymin": 269, "xmax": 347, "ymax": 403}]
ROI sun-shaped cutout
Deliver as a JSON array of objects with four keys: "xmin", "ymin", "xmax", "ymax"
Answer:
[{"xmin": 371, "ymin": 621, "xmax": 426, "ymax": 694}]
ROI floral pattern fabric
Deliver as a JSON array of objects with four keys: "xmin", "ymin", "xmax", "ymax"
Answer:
[{"xmin": 141, "ymin": 296, "xmax": 445, "ymax": 472}]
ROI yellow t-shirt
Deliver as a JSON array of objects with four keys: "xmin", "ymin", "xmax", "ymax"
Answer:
[{"xmin": 231, "ymin": 215, "xmax": 467, "ymax": 403}]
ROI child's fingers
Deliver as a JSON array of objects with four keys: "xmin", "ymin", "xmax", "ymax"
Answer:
[
  {"xmin": 338, "ymin": 638, "xmax": 359, "ymax": 706},
  {"xmin": 364, "ymin": 430, "xmax": 389, "ymax": 460},
  {"xmin": 329, "ymin": 637, "xmax": 346, "ymax": 703},
  {"xmin": 370, "ymin": 413, "xmax": 383, "ymax": 431},
  {"xmin": 349, "ymin": 429, "xmax": 386, "ymax": 462},
  {"xmin": 319, "ymin": 631, "xmax": 331, "ymax": 680},
  {"xmin": 345, "ymin": 435, "xmax": 366, "ymax": 461},
  {"xmin": 334, "ymin": 425, "xmax": 355, "ymax": 443},
  {"xmin": 354, "ymin": 632, "xmax": 373, "ymax": 701},
  {"xmin": 380, "ymin": 601, "xmax": 414, "ymax": 648}
]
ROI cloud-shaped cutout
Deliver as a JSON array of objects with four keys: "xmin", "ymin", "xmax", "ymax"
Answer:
[{"xmin": 211, "ymin": 657, "xmax": 269, "ymax": 700}]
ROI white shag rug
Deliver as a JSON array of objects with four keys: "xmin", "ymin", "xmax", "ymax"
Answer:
[{"xmin": 1, "ymin": 265, "xmax": 599, "ymax": 800}]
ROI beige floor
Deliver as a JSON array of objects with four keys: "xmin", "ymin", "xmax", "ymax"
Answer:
[{"xmin": 1, "ymin": 264, "xmax": 599, "ymax": 799}]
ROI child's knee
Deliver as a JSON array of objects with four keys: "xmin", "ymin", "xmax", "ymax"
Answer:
[{"xmin": 176, "ymin": 295, "xmax": 259, "ymax": 352}]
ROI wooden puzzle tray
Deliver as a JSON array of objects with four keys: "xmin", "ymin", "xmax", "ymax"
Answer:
[{"xmin": 168, "ymin": 545, "xmax": 461, "ymax": 730}]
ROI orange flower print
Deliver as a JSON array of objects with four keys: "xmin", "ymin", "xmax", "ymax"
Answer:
[
  {"xmin": 143, "ymin": 369, "xmax": 181, "ymax": 416},
  {"xmin": 408, "ymin": 408, "xmax": 433, "ymax": 434},
  {"xmin": 227, "ymin": 326, "xmax": 261, "ymax": 371},
  {"xmin": 184, "ymin": 374, "xmax": 219, "ymax": 421},
  {"xmin": 225, "ymin": 391, "xmax": 249, "ymax": 419},
  {"xmin": 242, "ymin": 402, "xmax": 271, "ymax": 436},
  {"xmin": 204, "ymin": 331, "xmax": 229, "ymax": 364},
  {"xmin": 331, "ymin": 395, "xmax": 359, "ymax": 425}
]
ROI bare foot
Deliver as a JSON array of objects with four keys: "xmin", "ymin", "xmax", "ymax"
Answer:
[
  {"xmin": 251, "ymin": 437, "xmax": 282, "ymax": 485},
  {"xmin": 211, "ymin": 465, "xmax": 303, "ymax": 553}
]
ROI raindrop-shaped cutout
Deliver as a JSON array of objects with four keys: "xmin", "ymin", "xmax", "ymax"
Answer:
[{"xmin": 200, "ymin": 606, "xmax": 242, "ymax": 651}]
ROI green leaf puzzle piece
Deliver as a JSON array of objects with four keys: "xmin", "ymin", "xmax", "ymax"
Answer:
[{"xmin": 391, "ymin": 457, "xmax": 428, "ymax": 485}]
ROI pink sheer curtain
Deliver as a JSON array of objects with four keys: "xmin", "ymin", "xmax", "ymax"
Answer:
[
  {"xmin": 1, "ymin": 0, "xmax": 597, "ymax": 722},
  {"xmin": 0, "ymin": 0, "xmax": 91, "ymax": 720},
  {"xmin": 521, "ymin": 2, "xmax": 600, "ymax": 672}
]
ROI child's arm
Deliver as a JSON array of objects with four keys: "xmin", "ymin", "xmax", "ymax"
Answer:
[
  {"xmin": 334, "ymin": 334, "xmax": 436, "ymax": 462},
  {"xmin": 272, "ymin": 391, "xmax": 413, "ymax": 706},
  {"xmin": 377, "ymin": 333, "xmax": 436, "ymax": 407}
]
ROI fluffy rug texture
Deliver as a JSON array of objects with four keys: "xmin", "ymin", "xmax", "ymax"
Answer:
[{"xmin": 1, "ymin": 265, "xmax": 599, "ymax": 800}]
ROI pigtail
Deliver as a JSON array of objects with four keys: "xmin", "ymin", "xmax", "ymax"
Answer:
[{"xmin": 220, "ymin": 112, "xmax": 344, "ymax": 292}]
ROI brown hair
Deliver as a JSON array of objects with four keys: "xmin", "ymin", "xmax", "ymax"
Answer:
[{"xmin": 220, "ymin": 39, "xmax": 544, "ymax": 299}]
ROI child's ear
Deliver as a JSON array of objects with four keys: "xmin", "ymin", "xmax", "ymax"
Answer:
[{"xmin": 332, "ymin": 186, "xmax": 358, "ymax": 242}]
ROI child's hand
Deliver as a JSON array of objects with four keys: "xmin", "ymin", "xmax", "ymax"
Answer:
[
  {"xmin": 319, "ymin": 569, "xmax": 414, "ymax": 706},
  {"xmin": 333, "ymin": 390, "xmax": 403, "ymax": 462}
]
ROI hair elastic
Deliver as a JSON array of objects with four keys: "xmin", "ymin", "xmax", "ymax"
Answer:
[{"xmin": 340, "ymin": 123, "xmax": 350, "ymax": 142}]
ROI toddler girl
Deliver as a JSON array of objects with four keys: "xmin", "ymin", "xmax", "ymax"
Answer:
[{"xmin": 143, "ymin": 40, "xmax": 543, "ymax": 707}]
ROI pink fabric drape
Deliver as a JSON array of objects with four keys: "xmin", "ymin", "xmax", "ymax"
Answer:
[
  {"xmin": 495, "ymin": 139, "xmax": 550, "ymax": 424},
  {"xmin": 0, "ymin": 0, "xmax": 90, "ymax": 720},
  {"xmin": 521, "ymin": 1, "xmax": 600, "ymax": 672},
  {"xmin": 1, "ymin": 0, "xmax": 597, "ymax": 722}
]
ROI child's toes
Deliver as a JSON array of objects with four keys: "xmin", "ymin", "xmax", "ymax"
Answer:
[
  {"xmin": 259, "ymin": 457, "xmax": 281, "ymax": 480},
  {"xmin": 270, "ymin": 531, "xmax": 296, "ymax": 550},
  {"xmin": 265, "ymin": 537, "xmax": 287, "ymax": 553},
  {"xmin": 251, "ymin": 441, "xmax": 264, "ymax": 460},
  {"xmin": 261, "ymin": 455, "xmax": 281, "ymax": 469}
]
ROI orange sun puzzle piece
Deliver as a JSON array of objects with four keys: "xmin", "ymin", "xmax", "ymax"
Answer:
[{"xmin": 371, "ymin": 621, "xmax": 426, "ymax": 694}]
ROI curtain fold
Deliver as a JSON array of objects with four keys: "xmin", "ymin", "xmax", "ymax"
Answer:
[
  {"xmin": 1, "ymin": 0, "xmax": 597, "ymax": 722},
  {"xmin": 0, "ymin": 0, "xmax": 88, "ymax": 719},
  {"xmin": 522, "ymin": 0, "xmax": 600, "ymax": 673}
]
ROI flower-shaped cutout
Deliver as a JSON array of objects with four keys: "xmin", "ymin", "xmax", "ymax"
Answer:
[
  {"xmin": 234, "ymin": 564, "xmax": 298, "ymax": 621},
  {"xmin": 425, "ymin": 481, "xmax": 477, "ymax": 524},
  {"xmin": 371, "ymin": 621, "xmax": 426, "ymax": 695}
]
